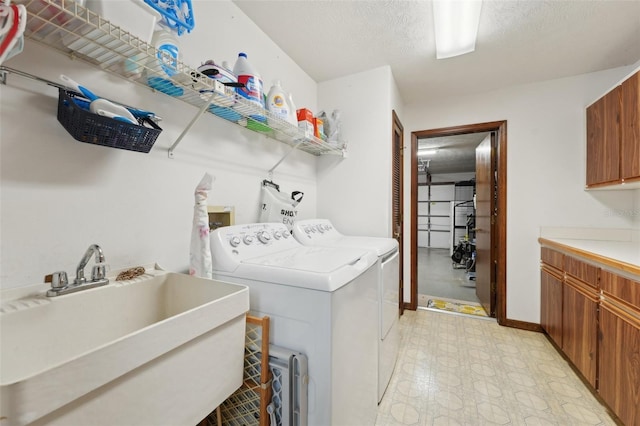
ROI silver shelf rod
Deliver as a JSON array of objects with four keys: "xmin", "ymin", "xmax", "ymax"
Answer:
[{"xmin": 0, "ymin": 66, "xmax": 162, "ymax": 122}]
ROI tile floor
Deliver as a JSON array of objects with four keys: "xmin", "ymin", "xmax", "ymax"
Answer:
[{"xmin": 375, "ymin": 309, "xmax": 617, "ymax": 426}]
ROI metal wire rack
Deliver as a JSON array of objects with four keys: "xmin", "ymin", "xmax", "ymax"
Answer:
[
  {"xmin": 199, "ymin": 315, "xmax": 272, "ymax": 426},
  {"xmin": 17, "ymin": 0, "xmax": 346, "ymax": 160}
]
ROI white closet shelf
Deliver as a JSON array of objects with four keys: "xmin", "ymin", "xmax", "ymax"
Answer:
[{"xmin": 19, "ymin": 0, "xmax": 346, "ymax": 158}]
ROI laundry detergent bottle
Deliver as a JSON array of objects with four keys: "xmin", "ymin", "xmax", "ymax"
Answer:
[
  {"xmin": 266, "ymin": 80, "xmax": 290, "ymax": 125},
  {"xmin": 232, "ymin": 52, "xmax": 265, "ymax": 122},
  {"xmin": 145, "ymin": 27, "xmax": 184, "ymax": 97}
]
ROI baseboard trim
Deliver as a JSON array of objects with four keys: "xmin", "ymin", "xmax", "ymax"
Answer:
[
  {"xmin": 500, "ymin": 318, "xmax": 543, "ymax": 332},
  {"xmin": 405, "ymin": 305, "xmax": 544, "ymax": 333}
]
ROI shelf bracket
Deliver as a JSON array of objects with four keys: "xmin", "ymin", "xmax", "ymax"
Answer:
[
  {"xmin": 168, "ymin": 91, "xmax": 217, "ymax": 159},
  {"xmin": 267, "ymin": 138, "xmax": 305, "ymax": 177}
]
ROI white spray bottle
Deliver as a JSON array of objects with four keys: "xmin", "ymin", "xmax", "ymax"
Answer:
[{"xmin": 286, "ymin": 92, "xmax": 297, "ymax": 127}]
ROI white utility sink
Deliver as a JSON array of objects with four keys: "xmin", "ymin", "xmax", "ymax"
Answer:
[{"xmin": 0, "ymin": 265, "xmax": 249, "ymax": 426}]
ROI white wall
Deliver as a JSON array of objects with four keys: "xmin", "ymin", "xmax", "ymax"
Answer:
[
  {"xmin": 316, "ymin": 66, "xmax": 394, "ymax": 237},
  {"xmin": 404, "ymin": 65, "xmax": 639, "ymax": 323},
  {"xmin": 391, "ymin": 71, "xmax": 404, "ymax": 121},
  {"xmin": 0, "ymin": 0, "xmax": 319, "ymax": 289}
]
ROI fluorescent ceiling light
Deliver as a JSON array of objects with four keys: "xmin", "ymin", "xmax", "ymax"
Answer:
[
  {"xmin": 433, "ymin": 0, "xmax": 482, "ymax": 59},
  {"xmin": 418, "ymin": 149, "xmax": 439, "ymax": 156}
]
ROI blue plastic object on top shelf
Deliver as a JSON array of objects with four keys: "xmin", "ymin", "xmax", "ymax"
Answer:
[{"xmin": 143, "ymin": 0, "xmax": 195, "ymax": 35}]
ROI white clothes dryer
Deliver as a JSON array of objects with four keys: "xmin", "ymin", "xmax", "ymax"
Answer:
[
  {"xmin": 292, "ymin": 219, "xmax": 400, "ymax": 402},
  {"xmin": 210, "ymin": 223, "xmax": 379, "ymax": 426}
]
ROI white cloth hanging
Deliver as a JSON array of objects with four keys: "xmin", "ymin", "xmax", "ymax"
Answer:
[{"xmin": 189, "ymin": 173, "xmax": 214, "ymax": 278}]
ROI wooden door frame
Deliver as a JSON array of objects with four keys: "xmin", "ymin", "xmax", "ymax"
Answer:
[
  {"xmin": 392, "ymin": 110, "xmax": 405, "ymax": 316},
  {"xmin": 409, "ymin": 120, "xmax": 508, "ymax": 325}
]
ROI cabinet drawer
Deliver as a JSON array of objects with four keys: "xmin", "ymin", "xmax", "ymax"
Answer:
[
  {"xmin": 564, "ymin": 256, "xmax": 599, "ymax": 289},
  {"xmin": 601, "ymin": 269, "xmax": 640, "ymax": 311},
  {"xmin": 541, "ymin": 247, "xmax": 564, "ymax": 270}
]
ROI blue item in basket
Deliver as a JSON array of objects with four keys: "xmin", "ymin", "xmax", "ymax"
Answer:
[
  {"xmin": 147, "ymin": 76, "xmax": 184, "ymax": 97},
  {"xmin": 209, "ymin": 105, "xmax": 241, "ymax": 123},
  {"xmin": 143, "ymin": 0, "xmax": 194, "ymax": 35},
  {"xmin": 72, "ymin": 97, "xmax": 91, "ymax": 110}
]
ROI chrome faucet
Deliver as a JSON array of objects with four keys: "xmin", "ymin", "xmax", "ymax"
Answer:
[
  {"xmin": 46, "ymin": 244, "xmax": 109, "ymax": 297},
  {"xmin": 75, "ymin": 244, "xmax": 106, "ymax": 284}
]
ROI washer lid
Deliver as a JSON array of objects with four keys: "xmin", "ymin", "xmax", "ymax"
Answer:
[
  {"xmin": 228, "ymin": 246, "xmax": 378, "ymax": 292},
  {"xmin": 242, "ymin": 246, "xmax": 366, "ymax": 273},
  {"xmin": 333, "ymin": 236, "xmax": 398, "ymax": 257},
  {"xmin": 296, "ymin": 235, "xmax": 398, "ymax": 257}
]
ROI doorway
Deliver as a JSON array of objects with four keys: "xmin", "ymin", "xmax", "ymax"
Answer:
[{"xmin": 410, "ymin": 121, "xmax": 507, "ymax": 324}]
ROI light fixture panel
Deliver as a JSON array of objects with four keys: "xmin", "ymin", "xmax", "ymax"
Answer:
[{"xmin": 433, "ymin": 0, "xmax": 482, "ymax": 59}]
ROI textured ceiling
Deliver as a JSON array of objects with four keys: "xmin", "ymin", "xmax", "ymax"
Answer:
[
  {"xmin": 234, "ymin": 0, "xmax": 640, "ymax": 104},
  {"xmin": 418, "ymin": 132, "xmax": 490, "ymax": 174}
]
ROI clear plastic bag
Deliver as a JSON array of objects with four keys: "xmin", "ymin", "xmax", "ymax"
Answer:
[{"xmin": 317, "ymin": 109, "xmax": 341, "ymax": 145}]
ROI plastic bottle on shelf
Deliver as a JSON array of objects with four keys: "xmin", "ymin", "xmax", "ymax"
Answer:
[
  {"xmin": 145, "ymin": 27, "xmax": 184, "ymax": 97},
  {"xmin": 232, "ymin": 52, "xmax": 265, "ymax": 122},
  {"xmin": 266, "ymin": 80, "xmax": 290, "ymax": 125},
  {"xmin": 286, "ymin": 92, "xmax": 297, "ymax": 126}
]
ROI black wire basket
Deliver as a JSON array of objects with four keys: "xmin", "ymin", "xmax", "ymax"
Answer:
[{"xmin": 56, "ymin": 89, "xmax": 162, "ymax": 153}]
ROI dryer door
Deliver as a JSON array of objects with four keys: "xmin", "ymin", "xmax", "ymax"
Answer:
[{"xmin": 380, "ymin": 249, "xmax": 399, "ymax": 338}]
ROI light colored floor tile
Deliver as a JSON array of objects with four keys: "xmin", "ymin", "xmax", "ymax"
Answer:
[{"xmin": 375, "ymin": 310, "xmax": 616, "ymax": 426}]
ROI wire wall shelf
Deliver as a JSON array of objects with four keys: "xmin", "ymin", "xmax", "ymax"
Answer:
[{"xmin": 18, "ymin": 0, "xmax": 346, "ymax": 158}]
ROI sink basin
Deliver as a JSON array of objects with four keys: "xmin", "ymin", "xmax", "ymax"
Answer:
[{"xmin": 0, "ymin": 265, "xmax": 249, "ymax": 426}]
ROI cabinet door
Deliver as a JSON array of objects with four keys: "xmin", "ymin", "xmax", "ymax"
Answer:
[
  {"xmin": 599, "ymin": 301, "xmax": 640, "ymax": 426},
  {"xmin": 541, "ymin": 267, "xmax": 563, "ymax": 347},
  {"xmin": 621, "ymin": 71, "xmax": 640, "ymax": 180},
  {"xmin": 562, "ymin": 279, "xmax": 598, "ymax": 387},
  {"xmin": 587, "ymin": 87, "xmax": 621, "ymax": 186}
]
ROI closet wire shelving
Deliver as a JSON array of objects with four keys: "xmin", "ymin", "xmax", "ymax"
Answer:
[{"xmin": 11, "ymin": 0, "xmax": 347, "ymax": 163}]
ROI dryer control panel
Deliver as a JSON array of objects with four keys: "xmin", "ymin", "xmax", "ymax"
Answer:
[{"xmin": 292, "ymin": 219, "xmax": 342, "ymax": 242}]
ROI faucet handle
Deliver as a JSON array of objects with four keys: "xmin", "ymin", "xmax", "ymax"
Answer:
[
  {"xmin": 91, "ymin": 263, "xmax": 109, "ymax": 281},
  {"xmin": 45, "ymin": 271, "xmax": 69, "ymax": 289}
]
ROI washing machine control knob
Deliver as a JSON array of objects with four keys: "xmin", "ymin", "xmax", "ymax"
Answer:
[
  {"xmin": 273, "ymin": 231, "xmax": 282, "ymax": 240},
  {"xmin": 282, "ymin": 230, "xmax": 291, "ymax": 238},
  {"xmin": 310, "ymin": 225, "xmax": 317, "ymax": 233},
  {"xmin": 257, "ymin": 231, "xmax": 271, "ymax": 244},
  {"xmin": 229, "ymin": 236, "xmax": 241, "ymax": 247},
  {"xmin": 243, "ymin": 235, "xmax": 254, "ymax": 245},
  {"xmin": 304, "ymin": 226, "xmax": 311, "ymax": 234},
  {"xmin": 318, "ymin": 225, "xmax": 325, "ymax": 233}
]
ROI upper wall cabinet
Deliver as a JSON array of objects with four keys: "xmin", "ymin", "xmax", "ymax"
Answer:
[
  {"xmin": 586, "ymin": 71, "xmax": 640, "ymax": 189},
  {"xmin": 621, "ymin": 72, "xmax": 640, "ymax": 180}
]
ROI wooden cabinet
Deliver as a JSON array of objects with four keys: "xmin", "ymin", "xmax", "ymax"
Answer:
[
  {"xmin": 621, "ymin": 72, "xmax": 640, "ymax": 180},
  {"xmin": 587, "ymin": 87, "xmax": 620, "ymax": 186},
  {"xmin": 540, "ymin": 249, "xmax": 599, "ymax": 386},
  {"xmin": 540, "ymin": 242, "xmax": 640, "ymax": 425},
  {"xmin": 562, "ymin": 276, "xmax": 598, "ymax": 387},
  {"xmin": 598, "ymin": 270, "xmax": 640, "ymax": 426},
  {"xmin": 562, "ymin": 256, "xmax": 599, "ymax": 387},
  {"xmin": 540, "ymin": 248, "xmax": 564, "ymax": 347},
  {"xmin": 586, "ymin": 70, "xmax": 640, "ymax": 188},
  {"xmin": 540, "ymin": 266, "xmax": 563, "ymax": 347}
]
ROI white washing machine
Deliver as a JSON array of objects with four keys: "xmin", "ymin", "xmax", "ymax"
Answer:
[
  {"xmin": 292, "ymin": 219, "xmax": 400, "ymax": 402},
  {"xmin": 210, "ymin": 223, "xmax": 379, "ymax": 426}
]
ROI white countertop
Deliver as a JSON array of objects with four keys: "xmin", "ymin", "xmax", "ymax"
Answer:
[
  {"xmin": 543, "ymin": 238, "xmax": 640, "ymax": 267},
  {"xmin": 539, "ymin": 228, "xmax": 639, "ymax": 277}
]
